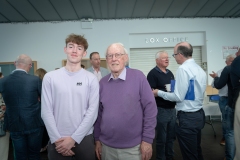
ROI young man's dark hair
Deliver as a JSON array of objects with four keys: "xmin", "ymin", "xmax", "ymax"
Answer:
[{"xmin": 65, "ymin": 34, "xmax": 88, "ymax": 51}]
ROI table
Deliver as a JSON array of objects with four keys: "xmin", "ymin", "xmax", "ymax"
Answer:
[
  {"xmin": 202, "ymin": 102, "xmax": 221, "ymax": 137},
  {"xmin": 203, "ymin": 102, "xmax": 221, "ymax": 116}
]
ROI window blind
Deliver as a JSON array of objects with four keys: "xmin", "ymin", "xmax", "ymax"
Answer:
[{"xmin": 129, "ymin": 47, "xmax": 202, "ymax": 76}]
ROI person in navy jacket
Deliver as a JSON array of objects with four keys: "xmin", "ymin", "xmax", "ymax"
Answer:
[{"xmin": 0, "ymin": 54, "xmax": 44, "ymax": 160}]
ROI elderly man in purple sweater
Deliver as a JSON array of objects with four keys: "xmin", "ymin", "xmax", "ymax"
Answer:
[{"xmin": 94, "ymin": 43, "xmax": 157, "ymax": 160}]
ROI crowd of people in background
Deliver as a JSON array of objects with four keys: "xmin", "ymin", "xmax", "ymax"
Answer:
[{"xmin": 0, "ymin": 33, "xmax": 239, "ymax": 160}]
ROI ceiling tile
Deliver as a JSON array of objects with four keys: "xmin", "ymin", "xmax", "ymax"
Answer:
[
  {"xmin": 131, "ymin": 0, "xmax": 155, "ymax": 18},
  {"xmin": 0, "ymin": 0, "xmax": 239, "ymax": 23},
  {"xmin": 116, "ymin": 0, "xmax": 137, "ymax": 18},
  {"xmin": 0, "ymin": 14, "xmax": 9, "ymax": 23},
  {"xmin": 181, "ymin": 0, "xmax": 208, "ymax": 17},
  {"xmin": 0, "ymin": 0, "xmax": 26, "ymax": 22},
  {"xmin": 212, "ymin": 0, "xmax": 240, "ymax": 17},
  {"xmin": 49, "ymin": 0, "xmax": 79, "ymax": 20},
  {"xmin": 7, "ymin": 0, "xmax": 44, "ymax": 21},
  {"xmin": 196, "ymin": 0, "xmax": 225, "ymax": 17},
  {"xmin": 90, "ymin": 0, "xmax": 102, "ymax": 19},
  {"xmin": 28, "ymin": 0, "xmax": 61, "ymax": 21},
  {"xmin": 71, "ymin": 0, "xmax": 95, "ymax": 19},
  {"xmin": 149, "ymin": 0, "xmax": 174, "ymax": 18},
  {"xmin": 165, "ymin": 0, "xmax": 192, "ymax": 17},
  {"xmin": 108, "ymin": 0, "xmax": 118, "ymax": 19}
]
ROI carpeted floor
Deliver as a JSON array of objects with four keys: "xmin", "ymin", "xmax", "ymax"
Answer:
[{"xmin": 8, "ymin": 120, "xmax": 225, "ymax": 160}]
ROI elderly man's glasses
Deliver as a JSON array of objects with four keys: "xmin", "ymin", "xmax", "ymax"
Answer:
[
  {"xmin": 160, "ymin": 57, "xmax": 171, "ymax": 60},
  {"xmin": 106, "ymin": 53, "xmax": 125, "ymax": 59},
  {"xmin": 172, "ymin": 53, "xmax": 180, "ymax": 57}
]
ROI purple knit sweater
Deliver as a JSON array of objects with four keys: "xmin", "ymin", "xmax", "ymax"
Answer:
[{"xmin": 94, "ymin": 68, "xmax": 157, "ymax": 148}]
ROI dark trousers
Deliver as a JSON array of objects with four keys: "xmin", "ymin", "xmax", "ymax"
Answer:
[
  {"xmin": 156, "ymin": 107, "xmax": 176, "ymax": 160},
  {"xmin": 48, "ymin": 134, "xmax": 96, "ymax": 160},
  {"xmin": 41, "ymin": 126, "xmax": 49, "ymax": 148},
  {"xmin": 10, "ymin": 127, "xmax": 44, "ymax": 160},
  {"xmin": 176, "ymin": 108, "xmax": 205, "ymax": 160}
]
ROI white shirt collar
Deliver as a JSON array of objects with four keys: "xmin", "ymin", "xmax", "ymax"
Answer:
[
  {"xmin": 108, "ymin": 67, "xmax": 126, "ymax": 81},
  {"xmin": 12, "ymin": 69, "xmax": 27, "ymax": 73}
]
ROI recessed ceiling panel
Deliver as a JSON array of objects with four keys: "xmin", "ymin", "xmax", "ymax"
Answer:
[
  {"xmin": 132, "ymin": 0, "xmax": 155, "ymax": 18},
  {"xmin": 71, "ymin": 0, "xmax": 95, "ymax": 19},
  {"xmin": 165, "ymin": 0, "xmax": 191, "ymax": 17},
  {"xmin": 7, "ymin": 0, "xmax": 44, "ymax": 21},
  {"xmin": 0, "ymin": 0, "xmax": 240, "ymax": 23},
  {"xmin": 225, "ymin": 3, "xmax": 240, "ymax": 17},
  {"xmin": 149, "ymin": 0, "xmax": 174, "ymax": 18},
  {"xmin": 181, "ymin": 0, "xmax": 208, "ymax": 17},
  {"xmin": 29, "ymin": 0, "xmax": 61, "ymax": 21},
  {"xmin": 108, "ymin": 0, "xmax": 117, "ymax": 19},
  {"xmin": 212, "ymin": 0, "xmax": 240, "ymax": 17},
  {"xmin": 90, "ymin": 0, "xmax": 102, "ymax": 19},
  {"xmin": 0, "ymin": 0, "xmax": 26, "ymax": 22},
  {"xmin": 50, "ymin": 0, "xmax": 78, "ymax": 20},
  {"xmin": 233, "ymin": 10, "xmax": 240, "ymax": 16},
  {"xmin": 99, "ymin": 0, "xmax": 108, "ymax": 19},
  {"xmin": 116, "ymin": 0, "xmax": 136, "ymax": 18},
  {"xmin": 0, "ymin": 14, "xmax": 9, "ymax": 23},
  {"xmin": 196, "ymin": 0, "xmax": 225, "ymax": 17}
]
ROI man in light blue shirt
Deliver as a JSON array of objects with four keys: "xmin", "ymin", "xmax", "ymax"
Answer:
[
  {"xmin": 87, "ymin": 52, "xmax": 109, "ymax": 81},
  {"xmin": 153, "ymin": 42, "xmax": 207, "ymax": 160}
]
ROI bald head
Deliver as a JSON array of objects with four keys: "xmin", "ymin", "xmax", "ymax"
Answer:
[
  {"xmin": 175, "ymin": 42, "xmax": 193, "ymax": 58},
  {"xmin": 15, "ymin": 54, "xmax": 32, "ymax": 72}
]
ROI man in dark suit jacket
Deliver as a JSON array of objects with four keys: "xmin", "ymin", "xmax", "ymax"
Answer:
[{"xmin": 0, "ymin": 54, "xmax": 44, "ymax": 160}]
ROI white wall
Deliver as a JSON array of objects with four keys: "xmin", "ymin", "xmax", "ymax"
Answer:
[{"xmin": 0, "ymin": 18, "xmax": 239, "ymax": 84}]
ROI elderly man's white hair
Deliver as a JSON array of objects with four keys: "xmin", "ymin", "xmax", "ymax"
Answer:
[
  {"xmin": 155, "ymin": 50, "xmax": 168, "ymax": 59},
  {"xmin": 106, "ymin": 43, "xmax": 128, "ymax": 55},
  {"xmin": 226, "ymin": 54, "xmax": 236, "ymax": 61}
]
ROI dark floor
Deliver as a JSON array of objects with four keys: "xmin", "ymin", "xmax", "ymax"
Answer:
[{"xmin": 8, "ymin": 120, "xmax": 225, "ymax": 160}]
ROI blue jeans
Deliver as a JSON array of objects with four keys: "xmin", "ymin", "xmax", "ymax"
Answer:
[
  {"xmin": 156, "ymin": 107, "xmax": 176, "ymax": 160},
  {"xmin": 10, "ymin": 127, "xmax": 44, "ymax": 160},
  {"xmin": 224, "ymin": 106, "xmax": 235, "ymax": 160},
  {"xmin": 218, "ymin": 96, "xmax": 228, "ymax": 138}
]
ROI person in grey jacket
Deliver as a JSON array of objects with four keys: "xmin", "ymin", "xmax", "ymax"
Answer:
[{"xmin": 87, "ymin": 52, "xmax": 109, "ymax": 81}]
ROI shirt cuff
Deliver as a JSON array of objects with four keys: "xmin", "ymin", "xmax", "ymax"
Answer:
[
  {"xmin": 142, "ymin": 136, "xmax": 153, "ymax": 144},
  {"xmin": 157, "ymin": 90, "xmax": 164, "ymax": 97}
]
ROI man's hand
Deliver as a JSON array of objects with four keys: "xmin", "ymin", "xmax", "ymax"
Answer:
[
  {"xmin": 140, "ymin": 141, "xmax": 152, "ymax": 160},
  {"xmin": 209, "ymin": 71, "xmax": 218, "ymax": 78},
  {"xmin": 95, "ymin": 141, "xmax": 102, "ymax": 160},
  {"xmin": 1, "ymin": 105, "xmax": 6, "ymax": 111},
  {"xmin": 152, "ymin": 89, "xmax": 159, "ymax": 97},
  {"xmin": 55, "ymin": 137, "xmax": 75, "ymax": 156}
]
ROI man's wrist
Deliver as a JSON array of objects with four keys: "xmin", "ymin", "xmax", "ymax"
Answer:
[{"xmin": 157, "ymin": 90, "xmax": 162, "ymax": 97}]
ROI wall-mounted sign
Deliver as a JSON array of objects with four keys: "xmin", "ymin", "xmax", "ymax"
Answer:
[
  {"xmin": 222, "ymin": 46, "xmax": 239, "ymax": 58},
  {"xmin": 145, "ymin": 37, "xmax": 188, "ymax": 43},
  {"xmin": 129, "ymin": 32, "xmax": 204, "ymax": 48}
]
